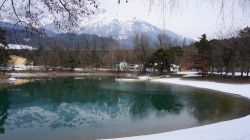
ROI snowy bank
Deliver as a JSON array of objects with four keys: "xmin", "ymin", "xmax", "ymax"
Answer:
[
  {"xmin": 115, "ymin": 78, "xmax": 144, "ymax": 82},
  {"xmin": 105, "ymin": 77, "xmax": 250, "ymax": 140},
  {"xmin": 9, "ymin": 73, "xmax": 90, "ymax": 78},
  {"xmin": 138, "ymin": 76, "xmax": 152, "ymax": 80},
  {"xmin": 6, "ymin": 77, "xmax": 16, "ymax": 84},
  {"xmin": 151, "ymin": 78, "xmax": 250, "ymax": 99},
  {"xmin": 115, "ymin": 76, "xmax": 166, "ymax": 82},
  {"xmin": 177, "ymin": 71, "xmax": 199, "ymax": 77}
]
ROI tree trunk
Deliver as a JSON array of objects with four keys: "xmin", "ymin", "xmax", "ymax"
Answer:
[
  {"xmin": 241, "ymin": 68, "xmax": 244, "ymax": 77},
  {"xmin": 247, "ymin": 67, "xmax": 249, "ymax": 77},
  {"xmin": 202, "ymin": 69, "xmax": 205, "ymax": 77},
  {"xmin": 232, "ymin": 68, "xmax": 235, "ymax": 78},
  {"xmin": 225, "ymin": 68, "xmax": 229, "ymax": 76},
  {"xmin": 211, "ymin": 67, "xmax": 214, "ymax": 77},
  {"xmin": 220, "ymin": 66, "xmax": 223, "ymax": 76}
]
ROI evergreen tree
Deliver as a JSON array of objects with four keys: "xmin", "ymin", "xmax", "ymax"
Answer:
[
  {"xmin": 239, "ymin": 27, "xmax": 250, "ymax": 76},
  {"xmin": 0, "ymin": 28, "xmax": 9, "ymax": 73},
  {"xmin": 146, "ymin": 48, "xmax": 171, "ymax": 73},
  {"xmin": 167, "ymin": 46, "xmax": 184, "ymax": 64},
  {"xmin": 194, "ymin": 34, "xmax": 212, "ymax": 77}
]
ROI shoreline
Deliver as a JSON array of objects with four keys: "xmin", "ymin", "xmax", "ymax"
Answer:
[
  {"xmin": 7, "ymin": 72, "xmax": 133, "ymax": 78},
  {"xmin": 106, "ymin": 76, "xmax": 250, "ymax": 140}
]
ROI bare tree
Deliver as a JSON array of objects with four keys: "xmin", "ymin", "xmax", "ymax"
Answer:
[
  {"xmin": 147, "ymin": 0, "xmax": 250, "ymax": 14},
  {"xmin": 0, "ymin": 0, "xmax": 99, "ymax": 33},
  {"xmin": 2, "ymin": 0, "xmax": 249, "ymax": 33},
  {"xmin": 145, "ymin": 0, "xmax": 250, "ymax": 28},
  {"xmin": 36, "ymin": 42, "xmax": 49, "ymax": 71},
  {"xmin": 156, "ymin": 33, "xmax": 179, "ymax": 48},
  {"xmin": 133, "ymin": 32, "xmax": 151, "ymax": 72}
]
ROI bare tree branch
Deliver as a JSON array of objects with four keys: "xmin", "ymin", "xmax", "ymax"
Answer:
[
  {"xmin": 0, "ymin": 0, "xmax": 7, "ymax": 10},
  {"xmin": 1, "ymin": 0, "xmax": 250, "ymax": 34},
  {"xmin": 0, "ymin": 0, "xmax": 99, "ymax": 33}
]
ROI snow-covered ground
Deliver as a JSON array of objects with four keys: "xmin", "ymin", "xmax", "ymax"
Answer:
[
  {"xmin": 8, "ymin": 44, "xmax": 35, "ymax": 50},
  {"xmin": 9, "ymin": 72, "xmax": 90, "ymax": 78},
  {"xmin": 177, "ymin": 71, "xmax": 199, "ymax": 77},
  {"xmin": 177, "ymin": 71, "xmax": 249, "ymax": 77},
  {"xmin": 214, "ymin": 72, "xmax": 249, "ymax": 77},
  {"xmin": 107, "ymin": 74, "xmax": 250, "ymax": 140},
  {"xmin": 138, "ymin": 76, "xmax": 152, "ymax": 80},
  {"xmin": 151, "ymin": 78, "xmax": 250, "ymax": 99}
]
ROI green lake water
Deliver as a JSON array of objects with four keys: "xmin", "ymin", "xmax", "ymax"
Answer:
[{"xmin": 0, "ymin": 77, "xmax": 250, "ymax": 140}]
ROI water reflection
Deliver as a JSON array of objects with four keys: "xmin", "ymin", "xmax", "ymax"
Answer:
[
  {"xmin": 185, "ymin": 90, "xmax": 250, "ymax": 122},
  {"xmin": 0, "ymin": 89, "xmax": 10, "ymax": 133},
  {"xmin": 0, "ymin": 77, "xmax": 249, "ymax": 139}
]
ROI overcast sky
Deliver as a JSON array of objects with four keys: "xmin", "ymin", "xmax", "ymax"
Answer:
[{"xmin": 97, "ymin": 0, "xmax": 250, "ymax": 40}]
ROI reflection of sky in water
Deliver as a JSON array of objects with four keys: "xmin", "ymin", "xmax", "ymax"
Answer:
[
  {"xmin": 6, "ymin": 103, "xmax": 125, "ymax": 129},
  {"xmin": 0, "ymin": 77, "xmax": 250, "ymax": 139}
]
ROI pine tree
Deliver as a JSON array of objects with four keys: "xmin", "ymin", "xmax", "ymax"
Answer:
[
  {"xmin": 194, "ymin": 34, "xmax": 212, "ymax": 77},
  {"xmin": 0, "ymin": 28, "xmax": 9, "ymax": 73},
  {"xmin": 239, "ymin": 27, "xmax": 250, "ymax": 77},
  {"xmin": 148, "ymin": 48, "xmax": 169, "ymax": 73}
]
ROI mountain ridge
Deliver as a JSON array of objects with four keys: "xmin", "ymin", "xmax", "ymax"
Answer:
[
  {"xmin": 1, "ymin": 18, "xmax": 194, "ymax": 48},
  {"xmin": 76, "ymin": 18, "xmax": 194, "ymax": 47}
]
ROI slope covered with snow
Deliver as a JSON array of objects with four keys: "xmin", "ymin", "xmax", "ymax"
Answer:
[
  {"xmin": 79, "ymin": 18, "xmax": 162, "ymax": 40},
  {"xmin": 43, "ymin": 12, "xmax": 193, "ymax": 47},
  {"xmin": 77, "ymin": 17, "xmax": 193, "ymax": 47}
]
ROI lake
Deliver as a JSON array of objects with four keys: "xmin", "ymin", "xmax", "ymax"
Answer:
[{"xmin": 0, "ymin": 76, "xmax": 250, "ymax": 140}]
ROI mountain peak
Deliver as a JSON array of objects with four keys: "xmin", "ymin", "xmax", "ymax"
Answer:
[
  {"xmin": 79, "ymin": 18, "xmax": 161, "ymax": 39},
  {"xmin": 76, "ymin": 17, "xmax": 193, "ymax": 48}
]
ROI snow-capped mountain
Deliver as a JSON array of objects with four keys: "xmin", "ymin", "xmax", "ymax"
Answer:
[
  {"xmin": 79, "ymin": 18, "xmax": 156, "ymax": 40},
  {"xmin": 0, "ymin": 21, "xmax": 114, "ymax": 49},
  {"xmin": 1, "ymin": 16, "xmax": 193, "ymax": 48},
  {"xmin": 77, "ymin": 18, "xmax": 193, "ymax": 47}
]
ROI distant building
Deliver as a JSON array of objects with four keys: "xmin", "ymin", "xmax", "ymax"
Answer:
[
  {"xmin": 118, "ymin": 61, "xmax": 129, "ymax": 71},
  {"xmin": 117, "ymin": 62, "xmax": 142, "ymax": 72},
  {"xmin": 8, "ymin": 55, "xmax": 33, "ymax": 71},
  {"xmin": 129, "ymin": 64, "xmax": 143, "ymax": 72},
  {"xmin": 170, "ymin": 64, "xmax": 181, "ymax": 72}
]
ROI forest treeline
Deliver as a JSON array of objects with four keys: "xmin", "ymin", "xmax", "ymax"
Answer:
[{"xmin": 0, "ymin": 27, "xmax": 250, "ymax": 77}]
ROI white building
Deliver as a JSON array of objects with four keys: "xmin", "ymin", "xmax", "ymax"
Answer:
[
  {"xmin": 129, "ymin": 64, "xmax": 143, "ymax": 72},
  {"xmin": 170, "ymin": 64, "xmax": 181, "ymax": 72},
  {"xmin": 117, "ymin": 62, "xmax": 143, "ymax": 72},
  {"xmin": 118, "ymin": 61, "xmax": 129, "ymax": 71}
]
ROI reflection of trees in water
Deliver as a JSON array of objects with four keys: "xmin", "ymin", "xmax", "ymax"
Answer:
[
  {"xmin": 7, "ymin": 78, "xmax": 249, "ymax": 126},
  {"xmin": 129, "ymin": 94, "xmax": 152, "ymax": 119},
  {"xmin": 129, "ymin": 93, "xmax": 183, "ymax": 119},
  {"xmin": 9, "ymin": 78, "xmax": 184, "ymax": 120},
  {"xmin": 2, "ymin": 77, "xmax": 250, "ymax": 134},
  {"xmin": 12, "ymin": 78, "xmax": 121, "ymax": 107},
  {"xmin": 150, "ymin": 94, "xmax": 183, "ymax": 113},
  {"xmin": 185, "ymin": 89, "xmax": 248, "ymax": 122},
  {"xmin": 0, "ymin": 89, "xmax": 10, "ymax": 133}
]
